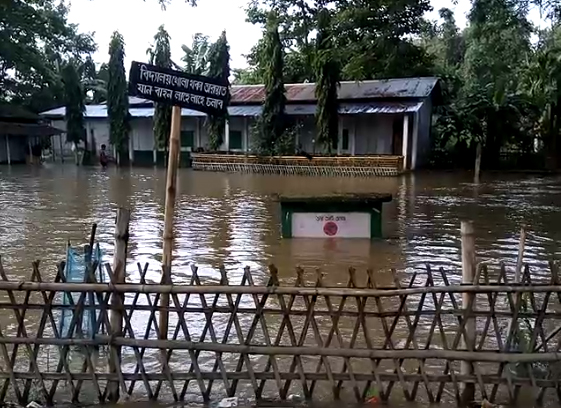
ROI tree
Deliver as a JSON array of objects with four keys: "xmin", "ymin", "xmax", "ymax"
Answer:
[
  {"xmin": 254, "ymin": 13, "xmax": 287, "ymax": 155},
  {"xmin": 107, "ymin": 31, "xmax": 130, "ymax": 165},
  {"xmin": 147, "ymin": 26, "xmax": 173, "ymax": 151},
  {"xmin": 433, "ymin": 0, "xmax": 532, "ymax": 178},
  {"xmin": 61, "ymin": 61, "xmax": 85, "ymax": 164},
  {"xmin": 243, "ymin": 0, "xmax": 433, "ymax": 82},
  {"xmin": 182, "ymin": 33, "xmax": 211, "ymax": 75},
  {"xmin": 0, "ymin": 0, "xmax": 96, "ymax": 112},
  {"xmin": 521, "ymin": 25, "xmax": 561, "ymax": 168},
  {"xmin": 314, "ymin": 9, "xmax": 340, "ymax": 153},
  {"xmin": 205, "ymin": 31, "xmax": 231, "ymax": 151}
]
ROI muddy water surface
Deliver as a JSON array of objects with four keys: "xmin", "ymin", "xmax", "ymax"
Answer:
[{"xmin": 0, "ymin": 165, "xmax": 560, "ymax": 406}]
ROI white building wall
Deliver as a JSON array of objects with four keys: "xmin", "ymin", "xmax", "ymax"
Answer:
[
  {"xmin": 353, "ymin": 115, "xmax": 394, "ymax": 155},
  {"xmin": 130, "ymin": 118, "xmax": 154, "ymax": 151}
]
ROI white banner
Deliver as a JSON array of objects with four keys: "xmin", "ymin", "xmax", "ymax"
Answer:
[{"xmin": 291, "ymin": 212, "xmax": 371, "ymax": 238}]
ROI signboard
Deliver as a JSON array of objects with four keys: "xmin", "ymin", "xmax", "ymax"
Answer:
[
  {"xmin": 291, "ymin": 212, "xmax": 371, "ymax": 238},
  {"xmin": 128, "ymin": 61, "xmax": 229, "ymax": 116}
]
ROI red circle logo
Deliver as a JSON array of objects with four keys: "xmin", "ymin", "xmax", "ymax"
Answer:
[{"xmin": 323, "ymin": 221, "xmax": 338, "ymax": 236}]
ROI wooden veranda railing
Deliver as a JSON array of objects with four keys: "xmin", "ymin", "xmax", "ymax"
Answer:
[
  {"xmin": 0, "ymin": 258, "xmax": 561, "ymax": 406},
  {"xmin": 190, "ymin": 154, "xmax": 405, "ymax": 177}
]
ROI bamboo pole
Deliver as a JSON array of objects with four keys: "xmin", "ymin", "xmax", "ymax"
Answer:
[
  {"xmin": 1, "ymin": 281, "xmax": 561, "ymax": 296},
  {"xmin": 4, "ymin": 335, "xmax": 561, "ymax": 364},
  {"xmin": 108, "ymin": 208, "xmax": 130, "ymax": 402},
  {"xmin": 159, "ymin": 105, "xmax": 182, "ymax": 342},
  {"xmin": 460, "ymin": 221, "xmax": 476, "ymax": 406},
  {"xmin": 515, "ymin": 226, "xmax": 527, "ymax": 283}
]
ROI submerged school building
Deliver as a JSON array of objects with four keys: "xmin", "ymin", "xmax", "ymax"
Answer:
[{"xmin": 40, "ymin": 77, "xmax": 440, "ymax": 176}]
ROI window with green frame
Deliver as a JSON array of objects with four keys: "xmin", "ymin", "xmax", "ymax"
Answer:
[
  {"xmin": 180, "ymin": 130, "xmax": 194, "ymax": 148},
  {"xmin": 230, "ymin": 130, "xmax": 243, "ymax": 150}
]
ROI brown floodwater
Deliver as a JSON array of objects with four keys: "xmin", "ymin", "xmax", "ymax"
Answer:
[{"xmin": 0, "ymin": 165, "xmax": 561, "ymax": 406}]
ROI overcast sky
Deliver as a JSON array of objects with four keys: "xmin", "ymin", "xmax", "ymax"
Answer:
[{"xmin": 68, "ymin": 0, "xmax": 545, "ymax": 72}]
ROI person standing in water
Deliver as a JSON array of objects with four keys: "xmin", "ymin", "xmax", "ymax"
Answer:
[{"xmin": 99, "ymin": 144, "xmax": 109, "ymax": 168}]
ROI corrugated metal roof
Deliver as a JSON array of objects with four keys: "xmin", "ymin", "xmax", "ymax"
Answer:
[
  {"xmin": 41, "ymin": 101, "xmax": 423, "ymax": 119},
  {"xmin": 339, "ymin": 101, "xmax": 423, "ymax": 114},
  {"xmin": 40, "ymin": 77, "xmax": 438, "ymax": 118},
  {"xmin": 230, "ymin": 77, "xmax": 439, "ymax": 104}
]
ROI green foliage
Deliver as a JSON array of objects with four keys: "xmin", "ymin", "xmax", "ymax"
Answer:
[
  {"xmin": 148, "ymin": 26, "xmax": 173, "ymax": 150},
  {"xmin": 182, "ymin": 33, "xmax": 211, "ymax": 75},
  {"xmin": 0, "ymin": 0, "xmax": 96, "ymax": 112},
  {"xmin": 253, "ymin": 13, "xmax": 287, "ymax": 155},
  {"xmin": 314, "ymin": 9, "xmax": 340, "ymax": 153},
  {"xmin": 107, "ymin": 31, "xmax": 130, "ymax": 159},
  {"xmin": 243, "ymin": 0, "xmax": 433, "ymax": 83},
  {"xmin": 61, "ymin": 61, "xmax": 85, "ymax": 145},
  {"xmin": 205, "ymin": 31, "xmax": 231, "ymax": 151}
]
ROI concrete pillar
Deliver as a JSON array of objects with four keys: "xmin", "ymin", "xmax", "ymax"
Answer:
[
  {"xmin": 295, "ymin": 119, "xmax": 300, "ymax": 148},
  {"xmin": 5, "ymin": 135, "xmax": 10, "ymax": 165},
  {"xmin": 402, "ymin": 114, "xmax": 410, "ymax": 170},
  {"xmin": 351, "ymin": 120, "xmax": 356, "ymax": 156},
  {"xmin": 224, "ymin": 119, "xmax": 230, "ymax": 151},
  {"xmin": 243, "ymin": 117, "xmax": 249, "ymax": 152},
  {"xmin": 28, "ymin": 137, "xmax": 32, "ymax": 164},
  {"xmin": 196, "ymin": 117, "xmax": 201, "ymax": 149},
  {"xmin": 337, "ymin": 117, "xmax": 342, "ymax": 155},
  {"xmin": 128, "ymin": 133, "xmax": 134, "ymax": 165},
  {"xmin": 411, "ymin": 112, "xmax": 420, "ymax": 170}
]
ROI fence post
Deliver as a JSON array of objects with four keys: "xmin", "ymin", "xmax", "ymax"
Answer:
[
  {"xmin": 515, "ymin": 226, "xmax": 526, "ymax": 283},
  {"xmin": 108, "ymin": 208, "xmax": 130, "ymax": 402},
  {"xmin": 460, "ymin": 221, "xmax": 476, "ymax": 406}
]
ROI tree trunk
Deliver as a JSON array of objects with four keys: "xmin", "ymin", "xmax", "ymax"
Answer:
[{"xmin": 474, "ymin": 142, "xmax": 482, "ymax": 184}]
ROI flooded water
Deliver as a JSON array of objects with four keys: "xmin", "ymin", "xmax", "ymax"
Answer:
[
  {"xmin": 1, "ymin": 165, "xmax": 561, "ymax": 406},
  {"xmin": 1, "ymin": 165, "xmax": 560, "ymax": 281}
]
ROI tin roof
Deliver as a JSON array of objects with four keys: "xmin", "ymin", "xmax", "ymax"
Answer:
[
  {"xmin": 231, "ymin": 77, "xmax": 439, "ymax": 104},
  {"xmin": 40, "ymin": 77, "xmax": 437, "ymax": 118},
  {"xmin": 41, "ymin": 101, "xmax": 422, "ymax": 119}
]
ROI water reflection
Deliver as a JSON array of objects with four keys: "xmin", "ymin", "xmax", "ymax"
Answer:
[
  {"xmin": 2, "ymin": 166, "xmax": 561, "ymax": 404},
  {"xmin": 0, "ymin": 166, "xmax": 560, "ymax": 283}
]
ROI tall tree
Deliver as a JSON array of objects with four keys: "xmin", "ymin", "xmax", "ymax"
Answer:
[
  {"xmin": 0, "ymin": 0, "xmax": 96, "ymax": 112},
  {"xmin": 255, "ymin": 13, "xmax": 287, "ymax": 155},
  {"xmin": 434, "ymin": 0, "xmax": 532, "ymax": 177},
  {"xmin": 205, "ymin": 31, "xmax": 231, "ymax": 151},
  {"xmin": 243, "ymin": 0, "xmax": 433, "ymax": 82},
  {"xmin": 61, "ymin": 61, "xmax": 85, "ymax": 165},
  {"xmin": 314, "ymin": 9, "xmax": 340, "ymax": 153},
  {"xmin": 521, "ymin": 25, "xmax": 561, "ymax": 168},
  {"xmin": 182, "ymin": 33, "xmax": 211, "ymax": 75},
  {"xmin": 107, "ymin": 31, "xmax": 130, "ymax": 165},
  {"xmin": 147, "ymin": 26, "xmax": 173, "ymax": 151}
]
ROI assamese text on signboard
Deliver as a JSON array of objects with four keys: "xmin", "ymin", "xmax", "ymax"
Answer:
[{"xmin": 128, "ymin": 61, "xmax": 229, "ymax": 116}]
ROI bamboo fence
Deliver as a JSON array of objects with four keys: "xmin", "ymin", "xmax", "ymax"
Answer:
[{"xmin": 0, "ymin": 259, "xmax": 560, "ymax": 406}]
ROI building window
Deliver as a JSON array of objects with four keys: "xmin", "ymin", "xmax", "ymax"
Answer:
[
  {"xmin": 230, "ymin": 130, "xmax": 243, "ymax": 150},
  {"xmin": 181, "ymin": 130, "xmax": 194, "ymax": 148},
  {"xmin": 342, "ymin": 129, "xmax": 349, "ymax": 150}
]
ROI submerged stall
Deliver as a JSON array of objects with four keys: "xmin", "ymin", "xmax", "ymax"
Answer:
[{"xmin": 279, "ymin": 193, "xmax": 392, "ymax": 239}]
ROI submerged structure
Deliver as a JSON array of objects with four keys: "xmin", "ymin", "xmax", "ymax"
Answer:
[
  {"xmin": 279, "ymin": 194, "xmax": 393, "ymax": 239},
  {"xmin": 40, "ymin": 77, "xmax": 440, "ymax": 175}
]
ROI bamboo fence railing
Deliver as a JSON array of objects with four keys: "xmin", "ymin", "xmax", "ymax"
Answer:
[
  {"xmin": 190, "ymin": 154, "xmax": 404, "ymax": 177},
  {"xmin": 0, "ymin": 257, "xmax": 560, "ymax": 407}
]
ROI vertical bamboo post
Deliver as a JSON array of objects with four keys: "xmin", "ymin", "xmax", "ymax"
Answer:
[
  {"xmin": 108, "ymin": 208, "xmax": 130, "ymax": 402},
  {"xmin": 515, "ymin": 226, "xmax": 526, "ymax": 283},
  {"xmin": 159, "ymin": 105, "xmax": 181, "ymax": 342},
  {"xmin": 460, "ymin": 221, "xmax": 476, "ymax": 406}
]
